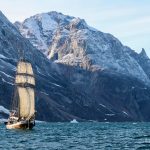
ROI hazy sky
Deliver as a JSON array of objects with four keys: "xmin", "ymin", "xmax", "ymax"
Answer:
[{"xmin": 0, "ymin": 0, "xmax": 150, "ymax": 56}]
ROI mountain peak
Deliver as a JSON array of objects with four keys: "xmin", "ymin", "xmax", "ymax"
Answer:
[
  {"xmin": 48, "ymin": 11, "xmax": 63, "ymax": 15},
  {"xmin": 0, "ymin": 10, "xmax": 8, "ymax": 22},
  {"xmin": 139, "ymin": 48, "xmax": 149, "ymax": 59},
  {"xmin": 69, "ymin": 18, "xmax": 88, "ymax": 30},
  {"xmin": 0, "ymin": 10, "xmax": 4, "ymax": 16},
  {"xmin": 47, "ymin": 11, "xmax": 66, "ymax": 18},
  {"xmin": 31, "ymin": 11, "xmax": 74, "ymax": 24}
]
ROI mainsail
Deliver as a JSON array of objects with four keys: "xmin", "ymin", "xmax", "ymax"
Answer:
[{"xmin": 15, "ymin": 61, "xmax": 35, "ymax": 119}]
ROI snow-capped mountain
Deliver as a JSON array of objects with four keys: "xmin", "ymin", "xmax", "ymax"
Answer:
[
  {"xmin": 1, "ymin": 10, "xmax": 150, "ymax": 122},
  {"xmin": 15, "ymin": 11, "xmax": 150, "ymax": 85},
  {"xmin": 0, "ymin": 11, "xmax": 89, "ymax": 121},
  {"xmin": 15, "ymin": 12, "xmax": 74, "ymax": 55}
]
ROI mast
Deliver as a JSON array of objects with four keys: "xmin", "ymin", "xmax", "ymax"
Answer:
[{"xmin": 10, "ymin": 49, "xmax": 24, "ymax": 114}]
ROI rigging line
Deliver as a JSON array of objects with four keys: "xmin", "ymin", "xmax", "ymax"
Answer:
[
  {"xmin": 10, "ymin": 63, "xmax": 18, "ymax": 112},
  {"xmin": 10, "ymin": 86, "xmax": 16, "ymax": 112},
  {"xmin": 18, "ymin": 49, "xmax": 24, "ymax": 61},
  {"xmin": 17, "ymin": 88, "xmax": 20, "ymax": 118}
]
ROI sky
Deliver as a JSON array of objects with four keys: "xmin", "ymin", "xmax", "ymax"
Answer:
[{"xmin": 0, "ymin": 0, "xmax": 150, "ymax": 56}]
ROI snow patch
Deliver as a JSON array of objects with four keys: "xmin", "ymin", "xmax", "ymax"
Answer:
[
  {"xmin": 0, "ymin": 54, "xmax": 6, "ymax": 59},
  {"xmin": 105, "ymin": 114, "xmax": 115, "ymax": 116},
  {"xmin": 0, "ymin": 71, "xmax": 14, "ymax": 79},
  {"xmin": 40, "ymin": 91, "xmax": 49, "ymax": 96},
  {"xmin": 99, "ymin": 103, "xmax": 106, "ymax": 108},
  {"xmin": 2, "ymin": 78, "xmax": 14, "ymax": 85},
  {"xmin": 41, "ymin": 13, "xmax": 58, "ymax": 31},
  {"xmin": 122, "ymin": 111, "xmax": 128, "ymax": 116},
  {"xmin": 36, "ymin": 66, "xmax": 46, "ymax": 76},
  {"xmin": 0, "ymin": 105, "xmax": 10, "ymax": 115},
  {"xmin": 51, "ymin": 82, "xmax": 62, "ymax": 87}
]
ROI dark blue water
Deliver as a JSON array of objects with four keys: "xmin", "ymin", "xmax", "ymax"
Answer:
[{"xmin": 0, "ymin": 122, "xmax": 150, "ymax": 150}]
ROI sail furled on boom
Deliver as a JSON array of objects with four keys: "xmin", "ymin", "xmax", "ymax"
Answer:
[{"xmin": 15, "ymin": 61, "xmax": 35, "ymax": 119}]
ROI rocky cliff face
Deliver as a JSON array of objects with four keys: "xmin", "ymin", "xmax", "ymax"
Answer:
[
  {"xmin": 0, "ymin": 11, "xmax": 87, "ymax": 121},
  {"xmin": 0, "ymin": 11, "xmax": 150, "ymax": 122},
  {"xmin": 15, "ymin": 11, "xmax": 150, "ymax": 85},
  {"xmin": 15, "ymin": 12, "xmax": 74, "ymax": 54}
]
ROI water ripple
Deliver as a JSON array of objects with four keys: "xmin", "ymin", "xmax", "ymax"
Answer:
[{"xmin": 0, "ymin": 122, "xmax": 150, "ymax": 149}]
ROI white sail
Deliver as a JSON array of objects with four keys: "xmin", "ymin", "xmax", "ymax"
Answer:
[
  {"xmin": 15, "ymin": 61, "xmax": 35, "ymax": 119},
  {"xmin": 28, "ymin": 88, "xmax": 35, "ymax": 118},
  {"xmin": 18, "ymin": 87, "xmax": 35, "ymax": 119},
  {"xmin": 6, "ymin": 59, "xmax": 36, "ymax": 129},
  {"xmin": 15, "ymin": 75, "xmax": 35, "ymax": 85},
  {"xmin": 17, "ymin": 61, "xmax": 34, "ymax": 75}
]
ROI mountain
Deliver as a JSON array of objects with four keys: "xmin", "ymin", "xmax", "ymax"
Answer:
[
  {"xmin": 15, "ymin": 11, "xmax": 150, "ymax": 85},
  {"xmin": 0, "ymin": 11, "xmax": 90, "ymax": 121},
  {"xmin": 15, "ymin": 12, "xmax": 74, "ymax": 54},
  {"xmin": 14, "ymin": 11, "xmax": 150, "ymax": 121},
  {"xmin": 0, "ymin": 11, "xmax": 150, "ymax": 122}
]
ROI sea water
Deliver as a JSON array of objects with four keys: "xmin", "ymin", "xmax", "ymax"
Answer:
[{"xmin": 0, "ymin": 122, "xmax": 150, "ymax": 150}]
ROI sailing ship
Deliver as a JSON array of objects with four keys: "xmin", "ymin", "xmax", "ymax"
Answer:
[{"xmin": 5, "ymin": 56, "xmax": 36, "ymax": 129}]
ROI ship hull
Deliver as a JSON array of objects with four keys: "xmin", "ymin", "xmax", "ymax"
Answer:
[{"xmin": 6, "ymin": 121, "xmax": 35, "ymax": 129}]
